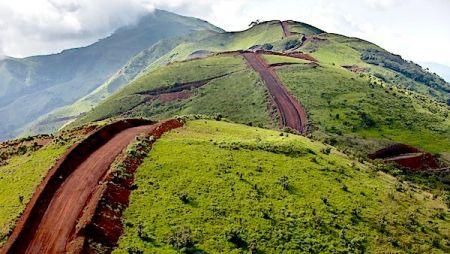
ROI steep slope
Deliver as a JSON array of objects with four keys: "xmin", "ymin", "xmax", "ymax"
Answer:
[
  {"xmin": 2, "ymin": 119, "xmax": 448, "ymax": 252},
  {"xmin": 2, "ymin": 119, "xmax": 182, "ymax": 254},
  {"xmin": 69, "ymin": 20, "xmax": 449, "ymax": 159},
  {"xmin": 21, "ymin": 30, "xmax": 219, "ymax": 137},
  {"xmin": 73, "ymin": 51, "xmax": 449, "ymax": 159},
  {"xmin": 113, "ymin": 120, "xmax": 448, "ymax": 253},
  {"xmin": 0, "ymin": 126, "xmax": 96, "ymax": 244},
  {"xmin": 0, "ymin": 9, "xmax": 221, "ymax": 140},
  {"xmin": 73, "ymin": 55, "xmax": 275, "ymax": 129}
]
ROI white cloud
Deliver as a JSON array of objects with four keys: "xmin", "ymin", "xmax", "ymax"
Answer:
[
  {"xmin": 0, "ymin": 0, "xmax": 449, "ymax": 66},
  {"xmin": 363, "ymin": 0, "xmax": 405, "ymax": 10},
  {"xmin": 0, "ymin": 0, "xmax": 156, "ymax": 57}
]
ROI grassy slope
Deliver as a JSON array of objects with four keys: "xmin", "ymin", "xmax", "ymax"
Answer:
[
  {"xmin": 73, "ymin": 55, "xmax": 274, "ymax": 129},
  {"xmin": 0, "ymin": 141, "xmax": 73, "ymax": 244},
  {"xmin": 276, "ymin": 61, "xmax": 450, "ymax": 155},
  {"xmin": 115, "ymin": 120, "xmax": 449, "ymax": 253},
  {"xmin": 0, "ymin": 10, "xmax": 222, "ymax": 141},
  {"xmin": 141, "ymin": 20, "xmax": 315, "ymax": 70},
  {"xmin": 262, "ymin": 54, "xmax": 311, "ymax": 65},
  {"xmin": 303, "ymin": 33, "xmax": 449, "ymax": 102},
  {"xmin": 22, "ymin": 31, "xmax": 221, "ymax": 137}
]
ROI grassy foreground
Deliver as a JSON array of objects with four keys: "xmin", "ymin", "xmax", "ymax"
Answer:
[
  {"xmin": 0, "ymin": 139, "xmax": 74, "ymax": 244},
  {"xmin": 115, "ymin": 120, "xmax": 449, "ymax": 253}
]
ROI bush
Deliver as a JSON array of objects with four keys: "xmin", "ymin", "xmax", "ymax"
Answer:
[
  {"xmin": 262, "ymin": 43, "xmax": 273, "ymax": 50},
  {"xmin": 284, "ymin": 39, "xmax": 301, "ymax": 50},
  {"xmin": 167, "ymin": 227, "xmax": 196, "ymax": 250}
]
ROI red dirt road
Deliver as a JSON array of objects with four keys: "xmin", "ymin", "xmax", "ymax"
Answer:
[
  {"xmin": 281, "ymin": 21, "xmax": 292, "ymax": 37},
  {"xmin": 3, "ymin": 123, "xmax": 159, "ymax": 253},
  {"xmin": 242, "ymin": 52, "xmax": 308, "ymax": 134}
]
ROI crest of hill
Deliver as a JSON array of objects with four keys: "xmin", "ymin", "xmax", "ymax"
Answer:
[{"xmin": 0, "ymin": 9, "xmax": 222, "ymax": 141}]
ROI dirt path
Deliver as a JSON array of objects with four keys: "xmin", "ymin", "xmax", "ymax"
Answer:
[
  {"xmin": 242, "ymin": 52, "xmax": 307, "ymax": 134},
  {"xmin": 281, "ymin": 21, "xmax": 292, "ymax": 37},
  {"xmin": 2, "ymin": 121, "xmax": 166, "ymax": 253}
]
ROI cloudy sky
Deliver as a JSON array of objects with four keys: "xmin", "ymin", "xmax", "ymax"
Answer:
[{"xmin": 1, "ymin": 0, "xmax": 450, "ymax": 67}]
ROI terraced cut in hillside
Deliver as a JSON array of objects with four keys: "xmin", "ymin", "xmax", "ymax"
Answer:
[
  {"xmin": 73, "ymin": 55, "xmax": 274, "ymax": 130},
  {"xmin": 369, "ymin": 143, "xmax": 440, "ymax": 171},
  {"xmin": 2, "ymin": 119, "xmax": 183, "ymax": 254},
  {"xmin": 242, "ymin": 52, "xmax": 308, "ymax": 134}
]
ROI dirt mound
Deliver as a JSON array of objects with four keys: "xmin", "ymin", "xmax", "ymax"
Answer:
[
  {"xmin": 242, "ymin": 52, "xmax": 308, "ymax": 134},
  {"xmin": 1, "ymin": 119, "xmax": 183, "ymax": 254},
  {"xmin": 369, "ymin": 143, "xmax": 439, "ymax": 171}
]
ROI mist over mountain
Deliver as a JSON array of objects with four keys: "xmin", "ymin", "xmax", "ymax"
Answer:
[{"xmin": 0, "ymin": 9, "xmax": 221, "ymax": 140}]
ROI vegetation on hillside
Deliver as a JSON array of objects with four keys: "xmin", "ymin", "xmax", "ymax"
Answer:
[
  {"xmin": 73, "ymin": 55, "xmax": 274, "ymax": 129},
  {"xmin": 114, "ymin": 120, "xmax": 449, "ymax": 253},
  {"xmin": 361, "ymin": 49, "xmax": 450, "ymax": 102},
  {"xmin": 0, "ymin": 9, "xmax": 222, "ymax": 141},
  {"xmin": 276, "ymin": 60, "xmax": 450, "ymax": 156},
  {"xmin": 0, "ymin": 130, "xmax": 86, "ymax": 244}
]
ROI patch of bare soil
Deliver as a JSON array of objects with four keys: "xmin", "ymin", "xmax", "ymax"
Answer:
[
  {"xmin": 369, "ymin": 143, "xmax": 440, "ymax": 171},
  {"xmin": 66, "ymin": 119, "xmax": 184, "ymax": 253},
  {"xmin": 242, "ymin": 52, "xmax": 308, "ymax": 134},
  {"xmin": 1, "ymin": 119, "xmax": 177, "ymax": 254},
  {"xmin": 281, "ymin": 21, "xmax": 292, "ymax": 37}
]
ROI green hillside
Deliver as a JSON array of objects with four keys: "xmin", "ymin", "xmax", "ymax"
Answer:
[
  {"xmin": 0, "ymin": 128, "xmax": 89, "ymax": 244},
  {"xmin": 0, "ymin": 9, "xmax": 222, "ymax": 141},
  {"xmin": 1, "ymin": 13, "xmax": 449, "ymax": 253},
  {"xmin": 113, "ymin": 120, "xmax": 448, "ymax": 253},
  {"xmin": 73, "ymin": 50, "xmax": 449, "ymax": 158}
]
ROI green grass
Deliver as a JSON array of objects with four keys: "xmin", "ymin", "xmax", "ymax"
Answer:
[
  {"xmin": 73, "ymin": 55, "xmax": 274, "ymax": 129},
  {"xmin": 276, "ymin": 63, "xmax": 450, "ymax": 155},
  {"xmin": 0, "ymin": 143, "xmax": 71, "ymax": 244},
  {"xmin": 114, "ymin": 120, "xmax": 449, "ymax": 253},
  {"xmin": 303, "ymin": 33, "xmax": 449, "ymax": 102},
  {"xmin": 127, "ymin": 70, "xmax": 273, "ymax": 128},
  {"xmin": 261, "ymin": 54, "xmax": 311, "ymax": 65}
]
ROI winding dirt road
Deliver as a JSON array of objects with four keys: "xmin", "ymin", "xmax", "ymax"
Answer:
[
  {"xmin": 242, "ymin": 52, "xmax": 307, "ymax": 134},
  {"xmin": 281, "ymin": 21, "xmax": 292, "ymax": 37},
  {"xmin": 2, "ymin": 120, "xmax": 181, "ymax": 254}
]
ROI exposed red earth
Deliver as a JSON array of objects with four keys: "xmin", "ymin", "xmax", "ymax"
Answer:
[
  {"xmin": 369, "ymin": 143, "xmax": 440, "ymax": 171},
  {"xmin": 67, "ymin": 119, "xmax": 183, "ymax": 252},
  {"xmin": 281, "ymin": 21, "xmax": 292, "ymax": 37},
  {"xmin": 2, "ymin": 119, "xmax": 182, "ymax": 254},
  {"xmin": 136, "ymin": 75, "xmax": 228, "ymax": 96},
  {"xmin": 242, "ymin": 52, "xmax": 308, "ymax": 134}
]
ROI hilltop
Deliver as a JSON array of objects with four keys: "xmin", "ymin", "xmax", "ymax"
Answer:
[{"xmin": 0, "ymin": 11, "xmax": 449, "ymax": 253}]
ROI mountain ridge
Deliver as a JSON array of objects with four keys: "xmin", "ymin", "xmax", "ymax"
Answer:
[{"xmin": 0, "ymin": 9, "xmax": 222, "ymax": 140}]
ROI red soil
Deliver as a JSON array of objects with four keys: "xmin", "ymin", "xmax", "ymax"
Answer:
[
  {"xmin": 67, "ymin": 119, "xmax": 184, "ymax": 252},
  {"xmin": 157, "ymin": 91, "xmax": 193, "ymax": 102},
  {"xmin": 369, "ymin": 143, "xmax": 440, "ymax": 171},
  {"xmin": 1, "ymin": 119, "xmax": 182, "ymax": 254},
  {"xmin": 242, "ymin": 52, "xmax": 308, "ymax": 134},
  {"xmin": 281, "ymin": 21, "xmax": 292, "ymax": 37}
]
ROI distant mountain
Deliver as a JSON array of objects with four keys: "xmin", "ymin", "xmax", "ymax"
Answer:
[
  {"xmin": 0, "ymin": 9, "xmax": 222, "ymax": 140},
  {"xmin": 420, "ymin": 62, "xmax": 450, "ymax": 83}
]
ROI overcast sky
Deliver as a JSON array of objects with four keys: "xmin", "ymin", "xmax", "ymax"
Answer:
[{"xmin": 1, "ymin": 0, "xmax": 449, "ymax": 67}]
